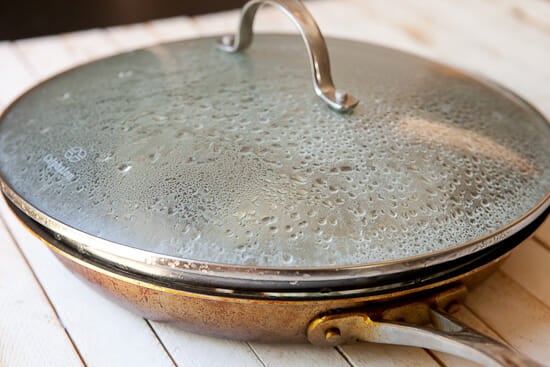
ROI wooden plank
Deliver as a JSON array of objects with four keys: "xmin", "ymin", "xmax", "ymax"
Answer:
[
  {"xmin": 342, "ymin": 0, "xmax": 550, "ymax": 123},
  {"xmin": 148, "ymin": 324, "xmax": 264, "ymax": 367},
  {"xmin": 0, "ymin": 200, "xmax": 175, "ymax": 367},
  {"xmin": 193, "ymin": 4, "xmax": 316, "ymax": 35},
  {"xmin": 0, "ymin": 43, "xmax": 35, "ymax": 106},
  {"xmin": 0, "ymin": 36, "xmax": 176, "ymax": 366},
  {"xmin": 14, "ymin": 35, "xmax": 77, "ymax": 79},
  {"xmin": 250, "ymin": 343, "xmax": 352, "ymax": 367},
  {"xmin": 146, "ymin": 16, "xmax": 199, "ymax": 42},
  {"xmin": 465, "ymin": 271, "xmax": 550, "ymax": 365},
  {"xmin": 391, "ymin": 0, "xmax": 550, "ymax": 77},
  {"xmin": 190, "ymin": 1, "xmax": 411, "ymax": 50},
  {"xmin": 0, "ymin": 217, "xmax": 83, "ymax": 367},
  {"xmin": 339, "ymin": 343, "xmax": 439, "ymax": 367},
  {"xmin": 453, "ymin": 0, "xmax": 550, "ymax": 77},
  {"xmin": 191, "ymin": 10, "xmax": 240, "ymax": 37},
  {"xmin": 343, "ymin": 0, "xmax": 438, "ymax": 54},
  {"xmin": 340, "ymin": 0, "xmax": 550, "ymax": 119},
  {"xmin": 61, "ymin": 29, "xmax": 119, "ymax": 63},
  {"xmin": 105, "ymin": 23, "xmax": 159, "ymax": 52},
  {"xmin": 431, "ymin": 305, "xmax": 507, "ymax": 367},
  {"xmin": 389, "ymin": 0, "xmax": 550, "ymax": 116},
  {"xmin": 500, "ymin": 239, "xmax": 550, "ymax": 306},
  {"xmin": 503, "ymin": 0, "xmax": 550, "ymax": 36}
]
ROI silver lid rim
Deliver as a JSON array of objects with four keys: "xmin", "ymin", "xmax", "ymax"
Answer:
[{"xmin": 2, "ymin": 174, "xmax": 548, "ymax": 289}]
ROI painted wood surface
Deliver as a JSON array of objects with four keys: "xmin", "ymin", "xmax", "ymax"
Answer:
[
  {"xmin": 0, "ymin": 0, "xmax": 549, "ymax": 366},
  {"xmin": 0, "ymin": 215, "xmax": 83, "ymax": 367}
]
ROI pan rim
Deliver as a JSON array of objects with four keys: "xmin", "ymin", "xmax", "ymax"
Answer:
[
  {"xmin": 7, "ymin": 196, "xmax": 540, "ymax": 300},
  {"xmin": 2, "ymin": 185, "xmax": 548, "ymax": 293}
]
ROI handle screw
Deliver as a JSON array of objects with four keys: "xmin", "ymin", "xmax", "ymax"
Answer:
[
  {"xmin": 324, "ymin": 327, "xmax": 341, "ymax": 341},
  {"xmin": 221, "ymin": 35, "xmax": 235, "ymax": 46},
  {"xmin": 334, "ymin": 89, "xmax": 348, "ymax": 103}
]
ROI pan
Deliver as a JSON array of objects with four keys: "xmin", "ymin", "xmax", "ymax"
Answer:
[{"xmin": 0, "ymin": 1, "xmax": 548, "ymax": 366}]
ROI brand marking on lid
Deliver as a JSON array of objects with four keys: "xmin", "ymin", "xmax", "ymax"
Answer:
[
  {"xmin": 43, "ymin": 154, "xmax": 76, "ymax": 181},
  {"xmin": 64, "ymin": 146, "xmax": 87, "ymax": 163}
]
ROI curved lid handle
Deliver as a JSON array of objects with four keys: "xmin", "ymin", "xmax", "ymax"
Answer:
[{"xmin": 216, "ymin": 0, "xmax": 359, "ymax": 112}]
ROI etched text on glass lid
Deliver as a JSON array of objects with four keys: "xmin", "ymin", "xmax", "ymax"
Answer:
[{"xmin": 0, "ymin": 36, "xmax": 548, "ymax": 267}]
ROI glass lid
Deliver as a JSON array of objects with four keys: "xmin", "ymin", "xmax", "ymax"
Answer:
[
  {"xmin": 1, "ymin": 33, "xmax": 549, "ymax": 270},
  {"xmin": 0, "ymin": 0, "xmax": 548, "ymax": 278}
]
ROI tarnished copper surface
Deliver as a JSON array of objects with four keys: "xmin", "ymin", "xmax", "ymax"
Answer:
[
  {"xmin": 10, "ymin": 195, "xmax": 510, "ymax": 342},
  {"xmin": 51, "ymin": 245, "xmax": 503, "ymax": 342}
]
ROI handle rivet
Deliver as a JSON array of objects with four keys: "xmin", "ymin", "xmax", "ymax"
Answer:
[
  {"xmin": 334, "ymin": 89, "xmax": 348, "ymax": 103},
  {"xmin": 324, "ymin": 327, "xmax": 341, "ymax": 341},
  {"xmin": 221, "ymin": 35, "xmax": 235, "ymax": 46}
]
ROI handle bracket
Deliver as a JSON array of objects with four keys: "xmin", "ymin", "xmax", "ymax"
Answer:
[{"xmin": 308, "ymin": 286, "xmax": 544, "ymax": 367}]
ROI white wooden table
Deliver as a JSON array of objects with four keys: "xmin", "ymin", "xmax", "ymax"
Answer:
[{"xmin": 1, "ymin": 1, "xmax": 549, "ymax": 366}]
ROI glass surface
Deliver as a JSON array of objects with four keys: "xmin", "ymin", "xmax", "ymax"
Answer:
[{"xmin": 0, "ymin": 35, "xmax": 548, "ymax": 267}]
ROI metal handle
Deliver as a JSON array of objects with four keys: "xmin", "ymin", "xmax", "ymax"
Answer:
[
  {"xmin": 308, "ymin": 308, "xmax": 546, "ymax": 367},
  {"xmin": 216, "ymin": 0, "xmax": 359, "ymax": 112}
]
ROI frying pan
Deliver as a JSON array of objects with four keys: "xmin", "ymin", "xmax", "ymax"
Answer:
[{"xmin": 0, "ymin": 1, "xmax": 548, "ymax": 366}]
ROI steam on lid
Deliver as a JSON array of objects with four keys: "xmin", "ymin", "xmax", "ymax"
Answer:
[{"xmin": 0, "ymin": 36, "xmax": 548, "ymax": 267}]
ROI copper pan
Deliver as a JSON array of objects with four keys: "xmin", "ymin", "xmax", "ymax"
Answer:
[{"xmin": 8, "ymin": 199, "xmax": 549, "ymax": 367}]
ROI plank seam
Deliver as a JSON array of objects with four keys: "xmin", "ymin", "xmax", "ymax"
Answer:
[
  {"xmin": 100, "ymin": 28, "xmax": 127, "ymax": 51},
  {"xmin": 145, "ymin": 320, "xmax": 178, "ymax": 367},
  {"xmin": 143, "ymin": 21, "xmax": 163, "ymax": 41},
  {"xmin": 12, "ymin": 42, "xmax": 41, "ymax": 78},
  {"xmin": 246, "ymin": 343, "xmax": 268, "ymax": 367},
  {"xmin": 533, "ymin": 235, "xmax": 550, "ymax": 252},
  {"xmin": 424, "ymin": 349, "xmax": 447, "ymax": 367},
  {"xmin": 496, "ymin": 269, "xmax": 550, "ymax": 311},
  {"xmin": 0, "ymin": 213, "xmax": 87, "ymax": 367},
  {"xmin": 464, "ymin": 268, "xmax": 550, "ymax": 353},
  {"xmin": 59, "ymin": 33, "xmax": 105, "ymax": 65},
  {"xmin": 335, "ymin": 346, "xmax": 358, "ymax": 367},
  {"xmin": 461, "ymin": 303, "xmax": 512, "ymax": 346},
  {"xmin": 103, "ymin": 28, "xmax": 125, "ymax": 49},
  {"xmin": 188, "ymin": 16, "xmax": 206, "ymax": 37}
]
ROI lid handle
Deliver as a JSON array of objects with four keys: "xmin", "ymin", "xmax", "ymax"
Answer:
[{"xmin": 216, "ymin": 0, "xmax": 359, "ymax": 112}]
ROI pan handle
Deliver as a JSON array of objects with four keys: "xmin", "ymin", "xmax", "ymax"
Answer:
[
  {"xmin": 308, "ymin": 307, "xmax": 545, "ymax": 367},
  {"xmin": 216, "ymin": 0, "xmax": 359, "ymax": 112}
]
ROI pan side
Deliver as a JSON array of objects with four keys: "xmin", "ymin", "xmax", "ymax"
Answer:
[
  {"xmin": 51, "ymin": 244, "xmax": 503, "ymax": 342},
  {"xmin": 8, "ymin": 197, "xmax": 544, "ymax": 342}
]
